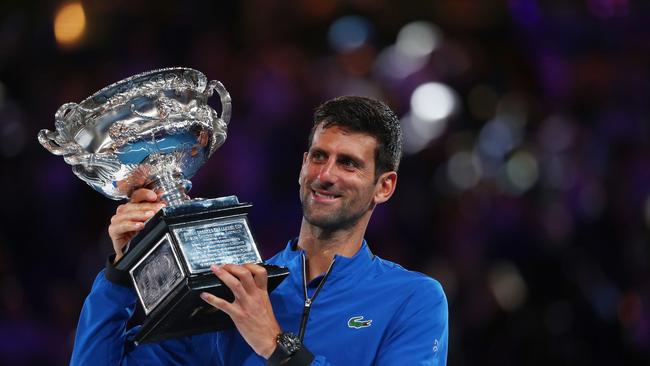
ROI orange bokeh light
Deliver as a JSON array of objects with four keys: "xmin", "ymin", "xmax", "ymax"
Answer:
[{"xmin": 54, "ymin": 2, "xmax": 86, "ymax": 47}]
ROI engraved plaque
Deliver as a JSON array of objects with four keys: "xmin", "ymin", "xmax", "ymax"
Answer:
[
  {"xmin": 172, "ymin": 215, "xmax": 262, "ymax": 274},
  {"xmin": 131, "ymin": 234, "xmax": 185, "ymax": 314}
]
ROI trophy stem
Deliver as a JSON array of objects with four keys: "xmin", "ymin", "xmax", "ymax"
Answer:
[{"xmin": 148, "ymin": 172, "xmax": 190, "ymax": 206}]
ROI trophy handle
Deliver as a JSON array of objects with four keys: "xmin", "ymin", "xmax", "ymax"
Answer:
[
  {"xmin": 205, "ymin": 80, "xmax": 231, "ymax": 125},
  {"xmin": 38, "ymin": 102, "xmax": 86, "ymax": 156},
  {"xmin": 54, "ymin": 102, "xmax": 79, "ymax": 122},
  {"xmin": 37, "ymin": 129, "xmax": 81, "ymax": 156}
]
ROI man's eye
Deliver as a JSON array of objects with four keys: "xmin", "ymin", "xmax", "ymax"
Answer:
[
  {"xmin": 340, "ymin": 159, "xmax": 358, "ymax": 168},
  {"xmin": 311, "ymin": 152, "xmax": 325, "ymax": 161}
]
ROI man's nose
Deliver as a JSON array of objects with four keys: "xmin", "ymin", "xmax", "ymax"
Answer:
[{"xmin": 317, "ymin": 159, "xmax": 337, "ymax": 184}]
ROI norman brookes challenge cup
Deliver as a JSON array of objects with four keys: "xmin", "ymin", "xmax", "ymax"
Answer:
[{"xmin": 38, "ymin": 67, "xmax": 288, "ymax": 344}]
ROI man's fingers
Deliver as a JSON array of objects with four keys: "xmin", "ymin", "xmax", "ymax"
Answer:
[
  {"xmin": 223, "ymin": 264, "xmax": 258, "ymax": 293},
  {"xmin": 200, "ymin": 292, "xmax": 235, "ymax": 316},
  {"xmin": 211, "ymin": 265, "xmax": 247, "ymax": 300},
  {"xmin": 244, "ymin": 263, "xmax": 268, "ymax": 290},
  {"xmin": 110, "ymin": 210, "xmax": 156, "ymax": 224},
  {"xmin": 108, "ymin": 221, "xmax": 144, "ymax": 238},
  {"xmin": 131, "ymin": 188, "xmax": 158, "ymax": 203},
  {"xmin": 117, "ymin": 202, "xmax": 165, "ymax": 215}
]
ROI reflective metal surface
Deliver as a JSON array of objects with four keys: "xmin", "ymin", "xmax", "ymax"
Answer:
[
  {"xmin": 38, "ymin": 67, "xmax": 231, "ymax": 204},
  {"xmin": 130, "ymin": 234, "xmax": 185, "ymax": 314},
  {"xmin": 172, "ymin": 215, "xmax": 261, "ymax": 274}
]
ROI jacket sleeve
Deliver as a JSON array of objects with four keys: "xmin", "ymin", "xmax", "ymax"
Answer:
[
  {"xmin": 374, "ymin": 278, "xmax": 449, "ymax": 366},
  {"xmin": 70, "ymin": 270, "xmax": 221, "ymax": 366}
]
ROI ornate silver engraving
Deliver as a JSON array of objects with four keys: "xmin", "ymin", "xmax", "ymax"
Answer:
[
  {"xmin": 37, "ymin": 67, "xmax": 231, "ymax": 203},
  {"xmin": 130, "ymin": 234, "xmax": 185, "ymax": 314}
]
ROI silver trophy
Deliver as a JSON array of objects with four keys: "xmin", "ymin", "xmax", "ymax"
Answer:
[{"xmin": 38, "ymin": 67, "xmax": 288, "ymax": 343}]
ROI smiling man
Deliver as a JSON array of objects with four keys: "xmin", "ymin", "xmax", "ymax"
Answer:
[{"xmin": 71, "ymin": 96, "xmax": 448, "ymax": 365}]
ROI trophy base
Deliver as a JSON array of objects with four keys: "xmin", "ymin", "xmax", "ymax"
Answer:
[
  {"xmin": 134, "ymin": 264, "xmax": 289, "ymax": 344},
  {"xmin": 115, "ymin": 196, "xmax": 289, "ymax": 344}
]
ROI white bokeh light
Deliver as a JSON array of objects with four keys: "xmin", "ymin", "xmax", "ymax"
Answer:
[
  {"xmin": 396, "ymin": 21, "xmax": 441, "ymax": 58},
  {"xmin": 410, "ymin": 82, "xmax": 458, "ymax": 121},
  {"xmin": 374, "ymin": 21, "xmax": 442, "ymax": 80}
]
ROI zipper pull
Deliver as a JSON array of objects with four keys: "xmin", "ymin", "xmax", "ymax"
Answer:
[{"xmin": 299, "ymin": 298, "xmax": 312, "ymax": 341}]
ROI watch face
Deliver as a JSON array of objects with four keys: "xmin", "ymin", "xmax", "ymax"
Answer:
[{"xmin": 278, "ymin": 332, "xmax": 302, "ymax": 354}]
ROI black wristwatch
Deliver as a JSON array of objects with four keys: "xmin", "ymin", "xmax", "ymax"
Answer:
[{"xmin": 267, "ymin": 332, "xmax": 314, "ymax": 366}]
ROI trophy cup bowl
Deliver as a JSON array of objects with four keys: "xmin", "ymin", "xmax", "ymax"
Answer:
[{"xmin": 38, "ymin": 67, "xmax": 288, "ymax": 343}]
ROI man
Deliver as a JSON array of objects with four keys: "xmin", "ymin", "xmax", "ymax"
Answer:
[{"xmin": 71, "ymin": 96, "xmax": 448, "ymax": 365}]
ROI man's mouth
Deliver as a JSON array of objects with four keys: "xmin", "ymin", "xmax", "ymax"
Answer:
[{"xmin": 311, "ymin": 189, "xmax": 341, "ymax": 202}]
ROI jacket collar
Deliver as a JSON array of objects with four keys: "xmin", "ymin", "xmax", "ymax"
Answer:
[{"xmin": 279, "ymin": 237, "xmax": 375, "ymax": 281}]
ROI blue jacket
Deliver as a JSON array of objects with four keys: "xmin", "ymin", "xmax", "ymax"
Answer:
[{"xmin": 71, "ymin": 240, "xmax": 448, "ymax": 365}]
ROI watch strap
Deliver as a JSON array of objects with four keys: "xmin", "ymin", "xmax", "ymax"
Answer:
[
  {"xmin": 281, "ymin": 346, "xmax": 314, "ymax": 366},
  {"xmin": 267, "ymin": 333, "xmax": 314, "ymax": 366},
  {"xmin": 267, "ymin": 346, "xmax": 314, "ymax": 366}
]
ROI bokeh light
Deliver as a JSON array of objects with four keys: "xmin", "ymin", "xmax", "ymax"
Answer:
[
  {"xmin": 410, "ymin": 82, "xmax": 458, "ymax": 121},
  {"xmin": 374, "ymin": 21, "xmax": 442, "ymax": 80},
  {"xmin": 395, "ymin": 21, "xmax": 441, "ymax": 58},
  {"xmin": 54, "ymin": 2, "xmax": 86, "ymax": 47},
  {"xmin": 504, "ymin": 150, "xmax": 539, "ymax": 194},
  {"xmin": 374, "ymin": 45, "xmax": 429, "ymax": 80},
  {"xmin": 447, "ymin": 151, "xmax": 482, "ymax": 190},
  {"xmin": 477, "ymin": 118, "xmax": 520, "ymax": 160},
  {"xmin": 328, "ymin": 15, "xmax": 373, "ymax": 52},
  {"xmin": 488, "ymin": 261, "xmax": 528, "ymax": 312}
]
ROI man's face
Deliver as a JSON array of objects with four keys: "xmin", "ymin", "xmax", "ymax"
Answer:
[{"xmin": 299, "ymin": 124, "xmax": 381, "ymax": 230}]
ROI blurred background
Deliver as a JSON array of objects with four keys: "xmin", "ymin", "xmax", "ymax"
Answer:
[{"xmin": 1, "ymin": 0, "xmax": 649, "ymax": 364}]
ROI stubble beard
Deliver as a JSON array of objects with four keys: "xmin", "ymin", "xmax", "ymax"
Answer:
[{"xmin": 300, "ymin": 191, "xmax": 370, "ymax": 232}]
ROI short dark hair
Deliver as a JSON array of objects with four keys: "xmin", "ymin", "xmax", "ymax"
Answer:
[{"xmin": 309, "ymin": 96, "xmax": 402, "ymax": 177}]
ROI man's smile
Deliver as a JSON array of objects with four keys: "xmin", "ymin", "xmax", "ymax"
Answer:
[{"xmin": 311, "ymin": 188, "xmax": 342, "ymax": 203}]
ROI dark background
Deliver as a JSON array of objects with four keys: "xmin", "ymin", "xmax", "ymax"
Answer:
[{"xmin": 1, "ymin": 0, "xmax": 649, "ymax": 365}]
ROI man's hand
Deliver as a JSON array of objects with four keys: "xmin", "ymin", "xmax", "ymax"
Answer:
[
  {"xmin": 200, "ymin": 264, "xmax": 281, "ymax": 359},
  {"xmin": 108, "ymin": 188, "xmax": 165, "ymax": 263}
]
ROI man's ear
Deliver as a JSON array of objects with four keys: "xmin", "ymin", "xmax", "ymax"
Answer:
[{"xmin": 373, "ymin": 171, "xmax": 397, "ymax": 205}]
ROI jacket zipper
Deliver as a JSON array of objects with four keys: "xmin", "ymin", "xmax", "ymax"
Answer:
[{"xmin": 298, "ymin": 253, "xmax": 335, "ymax": 341}]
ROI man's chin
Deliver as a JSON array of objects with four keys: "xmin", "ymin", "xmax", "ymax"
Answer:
[
  {"xmin": 303, "ymin": 210, "xmax": 360, "ymax": 231},
  {"xmin": 303, "ymin": 211, "xmax": 341, "ymax": 229}
]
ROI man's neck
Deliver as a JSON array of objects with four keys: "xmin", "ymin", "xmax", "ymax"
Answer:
[{"xmin": 296, "ymin": 218, "xmax": 368, "ymax": 282}]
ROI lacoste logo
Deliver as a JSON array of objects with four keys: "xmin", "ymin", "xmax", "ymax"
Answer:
[{"xmin": 347, "ymin": 315, "xmax": 372, "ymax": 329}]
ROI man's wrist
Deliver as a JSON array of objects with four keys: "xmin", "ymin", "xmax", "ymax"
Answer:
[
  {"xmin": 267, "ymin": 332, "xmax": 314, "ymax": 366},
  {"xmin": 261, "ymin": 342, "xmax": 277, "ymax": 360},
  {"xmin": 104, "ymin": 253, "xmax": 133, "ymax": 287}
]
